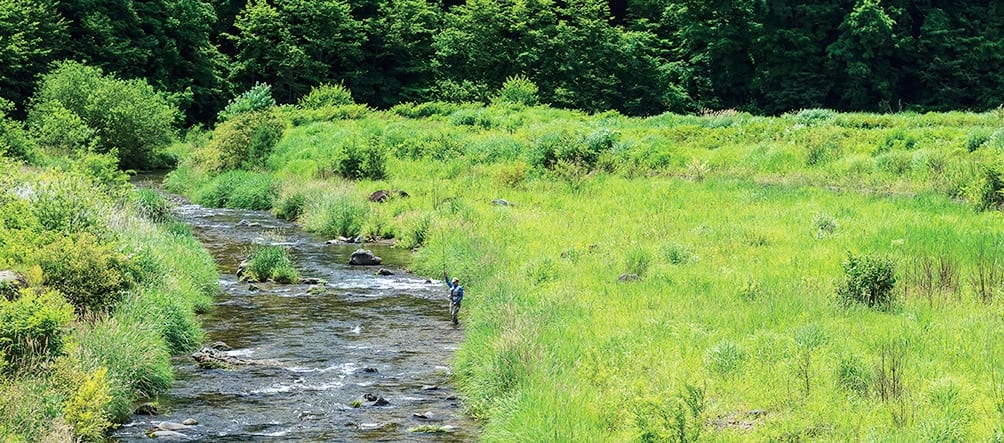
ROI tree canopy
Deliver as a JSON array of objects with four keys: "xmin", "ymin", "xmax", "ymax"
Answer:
[{"xmin": 2, "ymin": 0, "xmax": 1003, "ymax": 121}]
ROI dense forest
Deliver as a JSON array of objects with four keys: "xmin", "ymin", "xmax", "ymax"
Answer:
[{"xmin": 3, "ymin": 0, "xmax": 1004, "ymax": 124}]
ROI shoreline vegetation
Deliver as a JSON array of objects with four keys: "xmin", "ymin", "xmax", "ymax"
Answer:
[{"xmin": 3, "ymin": 74, "xmax": 1004, "ymax": 440}]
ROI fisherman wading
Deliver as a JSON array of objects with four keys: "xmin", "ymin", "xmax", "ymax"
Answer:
[{"xmin": 443, "ymin": 270, "xmax": 464, "ymax": 325}]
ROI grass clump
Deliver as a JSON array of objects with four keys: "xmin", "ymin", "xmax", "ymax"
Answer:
[
  {"xmin": 242, "ymin": 246, "xmax": 298, "ymax": 284},
  {"xmin": 193, "ymin": 170, "xmax": 278, "ymax": 210}
]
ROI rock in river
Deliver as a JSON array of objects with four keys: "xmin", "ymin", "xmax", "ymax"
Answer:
[{"xmin": 349, "ymin": 249, "xmax": 382, "ymax": 266}]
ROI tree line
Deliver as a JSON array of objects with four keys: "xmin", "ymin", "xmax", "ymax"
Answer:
[{"xmin": 3, "ymin": 0, "xmax": 1003, "ymax": 124}]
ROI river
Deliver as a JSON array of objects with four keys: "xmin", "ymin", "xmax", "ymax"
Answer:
[{"xmin": 112, "ymin": 179, "xmax": 478, "ymax": 442}]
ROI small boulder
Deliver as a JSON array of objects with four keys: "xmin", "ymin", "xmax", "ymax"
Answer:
[
  {"xmin": 181, "ymin": 418, "xmax": 199, "ymax": 426},
  {"xmin": 349, "ymin": 249, "xmax": 382, "ymax": 266},
  {"xmin": 236, "ymin": 219, "xmax": 261, "ymax": 228},
  {"xmin": 369, "ymin": 190, "xmax": 391, "ymax": 203},
  {"xmin": 357, "ymin": 367, "xmax": 379, "ymax": 374},
  {"xmin": 135, "ymin": 402, "xmax": 159, "ymax": 416},
  {"xmin": 236, "ymin": 260, "xmax": 249, "ymax": 279},
  {"xmin": 0, "ymin": 270, "xmax": 27, "ymax": 301},
  {"xmin": 618, "ymin": 273, "xmax": 640, "ymax": 282},
  {"xmin": 491, "ymin": 198, "xmax": 510, "ymax": 206},
  {"xmin": 149, "ymin": 430, "xmax": 188, "ymax": 439},
  {"xmin": 156, "ymin": 421, "xmax": 191, "ymax": 431},
  {"xmin": 298, "ymin": 277, "xmax": 324, "ymax": 285},
  {"xmin": 210, "ymin": 341, "xmax": 231, "ymax": 351},
  {"xmin": 376, "ymin": 268, "xmax": 394, "ymax": 276}
]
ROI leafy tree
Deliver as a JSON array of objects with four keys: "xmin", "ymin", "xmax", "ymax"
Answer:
[
  {"xmin": 660, "ymin": 0, "xmax": 763, "ymax": 111},
  {"xmin": 826, "ymin": 0, "xmax": 901, "ymax": 111},
  {"xmin": 0, "ymin": 0, "xmax": 68, "ymax": 114},
  {"xmin": 28, "ymin": 61, "xmax": 180, "ymax": 170},
  {"xmin": 228, "ymin": 0, "xmax": 364, "ymax": 103},
  {"xmin": 752, "ymin": 1, "xmax": 851, "ymax": 114},
  {"xmin": 352, "ymin": 0, "xmax": 441, "ymax": 106},
  {"xmin": 54, "ymin": 0, "xmax": 227, "ymax": 123}
]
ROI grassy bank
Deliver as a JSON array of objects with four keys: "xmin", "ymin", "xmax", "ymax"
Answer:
[
  {"xmin": 0, "ymin": 158, "xmax": 218, "ymax": 441},
  {"xmin": 169, "ymin": 99, "xmax": 1004, "ymax": 441}
]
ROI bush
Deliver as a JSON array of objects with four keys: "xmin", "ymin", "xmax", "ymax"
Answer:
[
  {"xmin": 332, "ymin": 138, "xmax": 387, "ymax": 180},
  {"xmin": 35, "ymin": 233, "xmax": 138, "ymax": 314},
  {"xmin": 0, "ymin": 99, "xmax": 38, "ymax": 162},
  {"xmin": 837, "ymin": 252, "xmax": 897, "ymax": 309},
  {"xmin": 243, "ymin": 246, "xmax": 298, "ymax": 284},
  {"xmin": 218, "ymin": 83, "xmax": 276, "ymax": 122},
  {"xmin": 299, "ymin": 83, "xmax": 354, "ymax": 109},
  {"xmin": 491, "ymin": 74, "xmax": 539, "ymax": 107},
  {"xmin": 0, "ymin": 289, "xmax": 74, "ymax": 374},
  {"xmin": 63, "ymin": 367, "xmax": 113, "ymax": 442},
  {"xmin": 196, "ymin": 111, "xmax": 285, "ymax": 172},
  {"xmin": 193, "ymin": 171, "xmax": 278, "ymax": 210},
  {"xmin": 28, "ymin": 61, "xmax": 179, "ymax": 170}
]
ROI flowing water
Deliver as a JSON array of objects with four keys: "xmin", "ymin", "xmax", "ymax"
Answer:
[{"xmin": 113, "ymin": 177, "xmax": 478, "ymax": 442}]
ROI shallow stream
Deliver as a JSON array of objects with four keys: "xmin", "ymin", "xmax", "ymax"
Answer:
[{"xmin": 113, "ymin": 177, "xmax": 477, "ymax": 442}]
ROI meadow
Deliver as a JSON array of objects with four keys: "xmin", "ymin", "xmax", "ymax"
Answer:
[{"xmin": 166, "ymin": 88, "xmax": 1004, "ymax": 441}]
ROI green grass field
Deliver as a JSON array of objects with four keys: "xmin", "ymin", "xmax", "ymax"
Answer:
[{"xmin": 172, "ymin": 103, "xmax": 1004, "ymax": 441}]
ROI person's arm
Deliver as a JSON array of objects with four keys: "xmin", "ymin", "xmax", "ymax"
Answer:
[{"xmin": 443, "ymin": 270, "xmax": 453, "ymax": 288}]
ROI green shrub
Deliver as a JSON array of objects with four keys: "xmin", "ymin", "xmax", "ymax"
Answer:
[
  {"xmin": 36, "ymin": 233, "xmax": 137, "ymax": 314},
  {"xmin": 197, "ymin": 111, "xmax": 285, "ymax": 172},
  {"xmin": 390, "ymin": 101, "xmax": 463, "ymax": 118},
  {"xmin": 218, "ymin": 82, "xmax": 276, "ymax": 122},
  {"xmin": 450, "ymin": 107, "xmax": 498, "ymax": 129},
  {"xmin": 28, "ymin": 61, "xmax": 179, "ymax": 170},
  {"xmin": 491, "ymin": 74, "xmax": 539, "ymax": 107},
  {"xmin": 331, "ymin": 138, "xmax": 387, "ymax": 180},
  {"xmin": 133, "ymin": 189, "xmax": 171, "ymax": 223},
  {"xmin": 0, "ymin": 289, "xmax": 74, "ymax": 374},
  {"xmin": 287, "ymin": 104, "xmax": 371, "ymax": 125},
  {"xmin": 965, "ymin": 127, "xmax": 993, "ymax": 152},
  {"xmin": 836, "ymin": 252, "xmax": 897, "ymax": 309},
  {"xmin": 65, "ymin": 150, "xmax": 131, "ymax": 196},
  {"xmin": 63, "ymin": 367, "xmax": 113, "ymax": 442},
  {"xmin": 243, "ymin": 246, "xmax": 298, "ymax": 284},
  {"xmin": 0, "ymin": 99, "xmax": 38, "ymax": 163},
  {"xmin": 193, "ymin": 171, "xmax": 278, "ymax": 210},
  {"xmin": 965, "ymin": 162, "xmax": 1004, "ymax": 211},
  {"xmin": 28, "ymin": 103, "xmax": 97, "ymax": 155},
  {"xmin": 299, "ymin": 83, "xmax": 354, "ymax": 109}
]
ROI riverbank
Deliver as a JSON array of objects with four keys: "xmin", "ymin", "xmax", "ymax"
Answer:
[
  {"xmin": 0, "ymin": 161, "xmax": 219, "ymax": 441},
  {"xmin": 166, "ymin": 102, "xmax": 1004, "ymax": 441}
]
